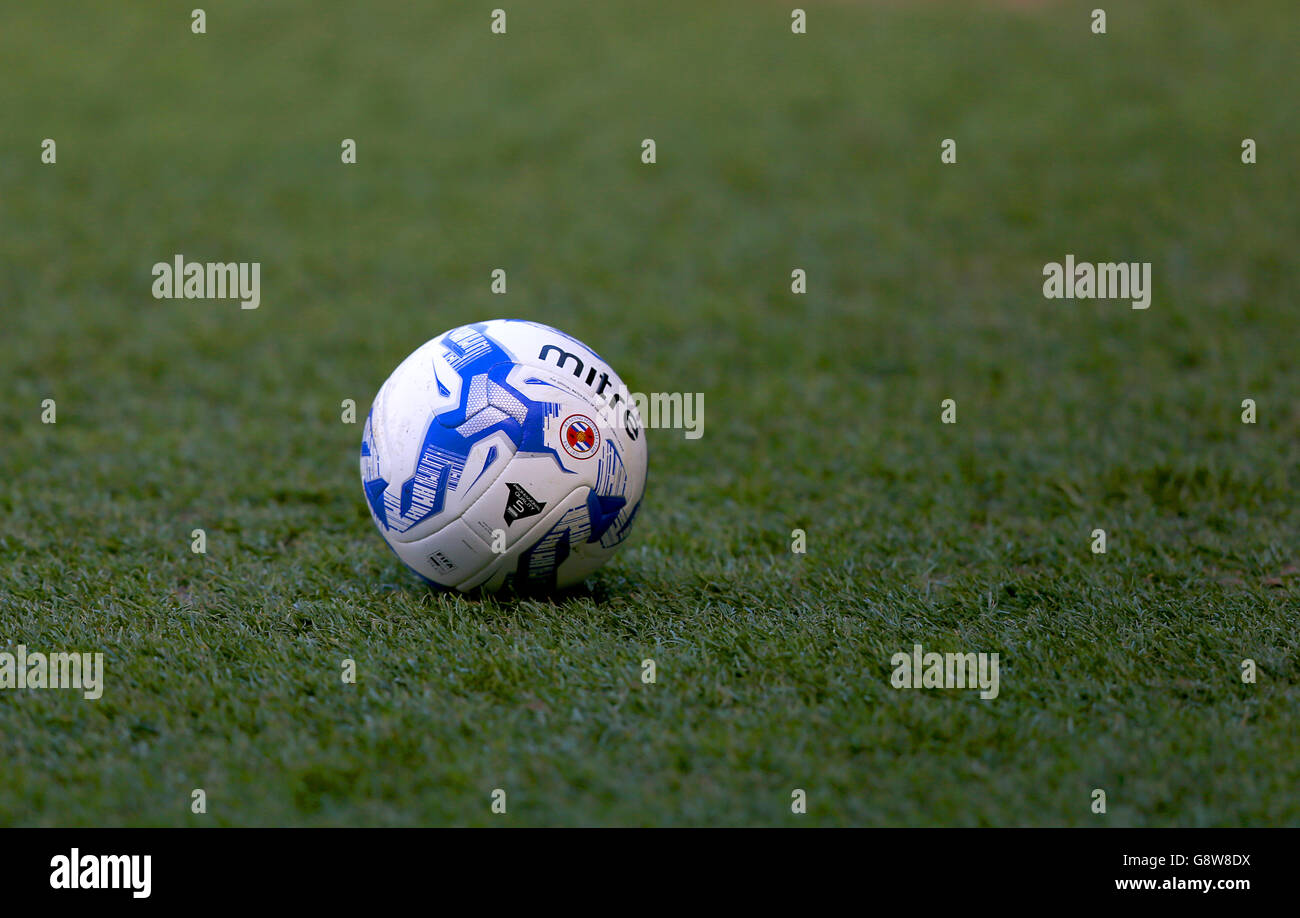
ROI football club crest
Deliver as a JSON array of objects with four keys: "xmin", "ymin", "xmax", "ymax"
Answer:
[{"xmin": 560, "ymin": 414, "xmax": 600, "ymax": 460}]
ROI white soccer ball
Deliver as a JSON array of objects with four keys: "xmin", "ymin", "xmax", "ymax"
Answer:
[{"xmin": 360, "ymin": 319, "xmax": 648, "ymax": 592}]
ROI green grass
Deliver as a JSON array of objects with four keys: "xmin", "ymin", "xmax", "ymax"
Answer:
[{"xmin": 1, "ymin": 0, "xmax": 1298, "ymax": 826}]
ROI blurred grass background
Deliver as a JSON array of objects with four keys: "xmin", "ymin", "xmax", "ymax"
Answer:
[{"xmin": 0, "ymin": 0, "xmax": 1297, "ymax": 825}]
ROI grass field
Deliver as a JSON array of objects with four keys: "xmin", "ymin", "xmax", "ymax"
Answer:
[{"xmin": 1, "ymin": 0, "xmax": 1298, "ymax": 826}]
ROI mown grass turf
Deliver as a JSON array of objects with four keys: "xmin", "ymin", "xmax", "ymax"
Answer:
[{"xmin": 1, "ymin": 0, "xmax": 1297, "ymax": 826}]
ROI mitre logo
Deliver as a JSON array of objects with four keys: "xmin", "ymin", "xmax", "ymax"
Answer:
[{"xmin": 504, "ymin": 483, "xmax": 544, "ymax": 525}]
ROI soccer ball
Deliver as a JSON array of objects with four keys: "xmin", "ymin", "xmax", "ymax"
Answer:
[{"xmin": 360, "ymin": 319, "xmax": 647, "ymax": 592}]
